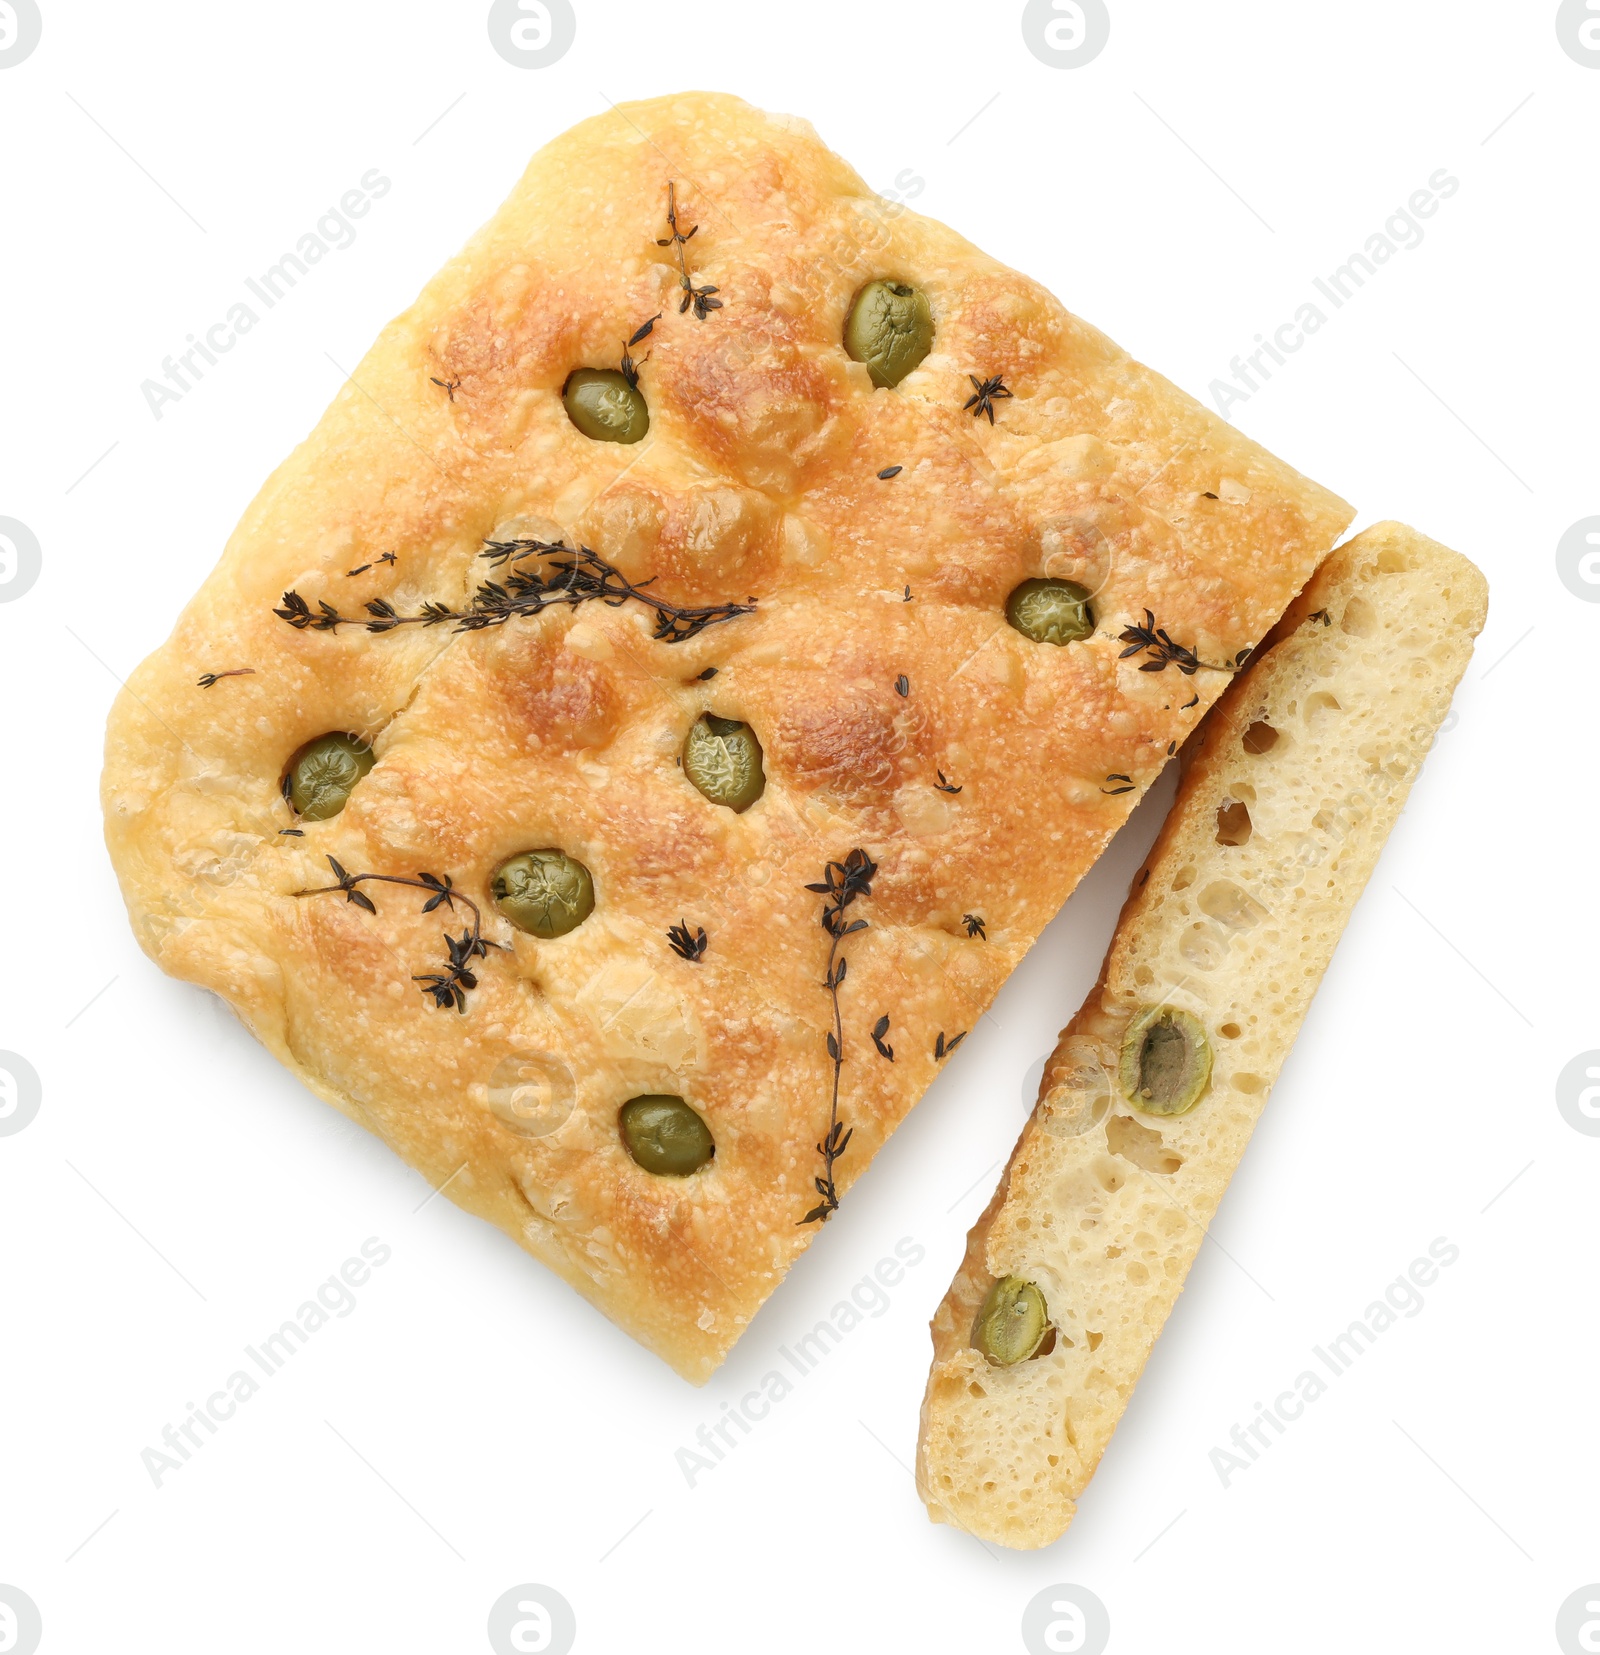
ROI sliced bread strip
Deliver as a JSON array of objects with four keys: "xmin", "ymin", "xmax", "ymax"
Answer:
[
  {"xmin": 915, "ymin": 522, "xmax": 1487, "ymax": 1548},
  {"xmin": 100, "ymin": 91, "xmax": 1350, "ymax": 1384}
]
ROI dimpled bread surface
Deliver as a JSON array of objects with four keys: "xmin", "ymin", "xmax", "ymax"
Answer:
[
  {"xmin": 101, "ymin": 92, "xmax": 1352, "ymax": 1382},
  {"xmin": 916, "ymin": 523, "xmax": 1487, "ymax": 1544}
]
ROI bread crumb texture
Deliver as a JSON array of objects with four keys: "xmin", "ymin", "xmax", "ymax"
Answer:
[
  {"xmin": 917, "ymin": 523, "xmax": 1486, "ymax": 1544},
  {"xmin": 101, "ymin": 93, "xmax": 1350, "ymax": 1382}
]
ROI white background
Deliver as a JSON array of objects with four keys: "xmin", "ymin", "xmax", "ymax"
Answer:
[{"xmin": 1, "ymin": 3, "xmax": 1595, "ymax": 1652}]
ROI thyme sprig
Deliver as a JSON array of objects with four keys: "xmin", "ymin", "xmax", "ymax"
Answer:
[
  {"xmin": 871, "ymin": 1015, "xmax": 894, "ymax": 1061},
  {"xmin": 197, "ymin": 668, "xmax": 255, "ymax": 688},
  {"xmin": 799, "ymin": 848, "xmax": 877, "ymax": 1225},
  {"xmin": 934, "ymin": 1029, "xmax": 967, "ymax": 1060},
  {"xmin": 1117, "ymin": 610, "xmax": 1240, "ymax": 676},
  {"xmin": 963, "ymin": 374, "xmax": 1013, "ymax": 424},
  {"xmin": 347, "ymin": 552, "xmax": 398, "ymax": 577},
  {"xmin": 657, "ymin": 183, "xmax": 722, "ymax": 320},
  {"xmin": 292, "ymin": 857, "xmax": 504, "ymax": 1013},
  {"xmin": 963, "ymin": 913, "xmax": 986, "ymax": 940},
  {"xmin": 275, "ymin": 538, "xmax": 753, "ymax": 646},
  {"xmin": 620, "ymin": 315, "xmax": 660, "ymax": 387},
  {"xmin": 667, "ymin": 920, "xmax": 708, "ymax": 962}
]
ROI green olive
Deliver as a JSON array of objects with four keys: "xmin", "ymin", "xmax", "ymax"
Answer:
[
  {"xmin": 1006, "ymin": 579, "xmax": 1095, "ymax": 646},
  {"xmin": 491, "ymin": 849, "xmax": 595, "ymax": 938},
  {"xmin": 844, "ymin": 280, "xmax": 934, "ymax": 389},
  {"xmin": 619, "ymin": 1094, "xmax": 715, "ymax": 1176},
  {"xmin": 683, "ymin": 714, "xmax": 765, "ymax": 812},
  {"xmin": 972, "ymin": 1276, "xmax": 1054, "ymax": 1366},
  {"xmin": 286, "ymin": 732, "xmax": 374, "ymax": 821},
  {"xmin": 562, "ymin": 368, "xmax": 649, "ymax": 444},
  {"xmin": 1118, "ymin": 1005, "xmax": 1213, "ymax": 1117}
]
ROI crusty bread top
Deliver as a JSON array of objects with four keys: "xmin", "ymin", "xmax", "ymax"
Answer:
[
  {"xmin": 100, "ymin": 92, "xmax": 1351, "ymax": 1382},
  {"xmin": 918, "ymin": 523, "xmax": 1486, "ymax": 1543}
]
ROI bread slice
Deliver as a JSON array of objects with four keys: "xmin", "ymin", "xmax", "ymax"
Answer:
[
  {"xmin": 100, "ymin": 92, "xmax": 1351, "ymax": 1383},
  {"xmin": 915, "ymin": 523, "xmax": 1487, "ymax": 1545}
]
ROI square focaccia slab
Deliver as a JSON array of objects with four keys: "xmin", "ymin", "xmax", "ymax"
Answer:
[{"xmin": 101, "ymin": 92, "xmax": 1352, "ymax": 1381}]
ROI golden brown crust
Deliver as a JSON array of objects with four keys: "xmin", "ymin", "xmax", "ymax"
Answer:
[
  {"xmin": 916, "ymin": 523, "xmax": 1487, "ymax": 1543},
  {"xmin": 101, "ymin": 92, "xmax": 1351, "ymax": 1382}
]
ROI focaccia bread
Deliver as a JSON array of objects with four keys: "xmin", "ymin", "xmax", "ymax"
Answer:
[
  {"xmin": 101, "ymin": 91, "xmax": 1351, "ymax": 1382},
  {"xmin": 916, "ymin": 523, "xmax": 1486, "ymax": 1543}
]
